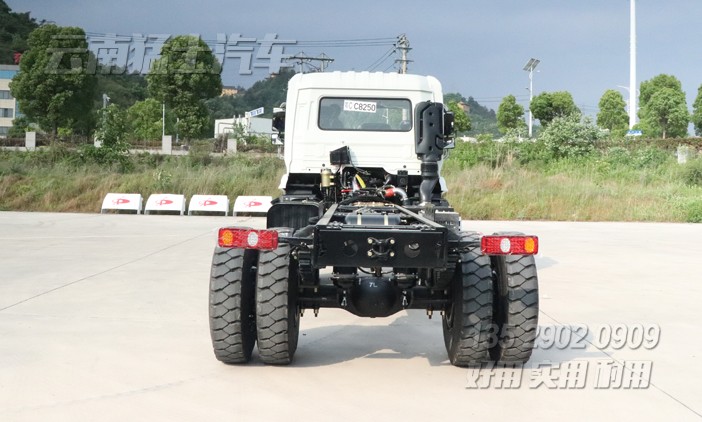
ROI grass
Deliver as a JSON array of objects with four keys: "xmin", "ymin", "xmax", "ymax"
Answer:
[
  {"xmin": 0, "ymin": 148, "xmax": 284, "ymax": 213},
  {"xmin": 443, "ymin": 141, "xmax": 702, "ymax": 222},
  {"xmin": 1, "ymin": 141, "xmax": 702, "ymax": 222},
  {"xmin": 444, "ymin": 163, "xmax": 695, "ymax": 221}
]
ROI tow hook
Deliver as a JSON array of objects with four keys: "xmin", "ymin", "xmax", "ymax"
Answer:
[{"xmin": 366, "ymin": 237, "xmax": 396, "ymax": 262}]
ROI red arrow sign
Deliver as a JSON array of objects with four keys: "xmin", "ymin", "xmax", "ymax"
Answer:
[
  {"xmin": 112, "ymin": 198, "xmax": 130, "ymax": 205},
  {"xmin": 156, "ymin": 199, "xmax": 174, "ymax": 206},
  {"xmin": 202, "ymin": 200, "xmax": 218, "ymax": 207},
  {"xmin": 246, "ymin": 201, "xmax": 263, "ymax": 208}
]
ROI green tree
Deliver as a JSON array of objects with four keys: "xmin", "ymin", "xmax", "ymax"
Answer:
[
  {"xmin": 691, "ymin": 84, "xmax": 702, "ymax": 136},
  {"xmin": 638, "ymin": 74, "xmax": 689, "ymax": 138},
  {"xmin": 146, "ymin": 35, "xmax": 222, "ymax": 140},
  {"xmin": 83, "ymin": 103, "xmax": 130, "ymax": 167},
  {"xmin": 8, "ymin": 115, "xmax": 32, "ymax": 137},
  {"xmin": 639, "ymin": 88, "xmax": 689, "ymax": 139},
  {"xmin": 9, "ymin": 24, "xmax": 97, "ymax": 137},
  {"xmin": 596, "ymin": 89, "xmax": 629, "ymax": 134},
  {"xmin": 127, "ymin": 98, "xmax": 175, "ymax": 141},
  {"xmin": 447, "ymin": 100, "xmax": 471, "ymax": 133},
  {"xmin": 95, "ymin": 104, "xmax": 128, "ymax": 146},
  {"xmin": 496, "ymin": 94, "xmax": 526, "ymax": 134},
  {"xmin": 639, "ymin": 74, "xmax": 682, "ymax": 109},
  {"xmin": 530, "ymin": 91, "xmax": 580, "ymax": 127},
  {"xmin": 175, "ymin": 101, "xmax": 211, "ymax": 140}
]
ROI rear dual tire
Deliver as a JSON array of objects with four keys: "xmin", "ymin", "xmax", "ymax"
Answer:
[
  {"xmin": 442, "ymin": 232, "xmax": 494, "ymax": 366},
  {"xmin": 443, "ymin": 231, "xmax": 540, "ymax": 366},
  {"xmin": 209, "ymin": 247, "xmax": 258, "ymax": 364},
  {"xmin": 255, "ymin": 241, "xmax": 300, "ymax": 364},
  {"xmin": 489, "ymin": 251, "xmax": 539, "ymax": 363},
  {"xmin": 209, "ymin": 228, "xmax": 300, "ymax": 365}
]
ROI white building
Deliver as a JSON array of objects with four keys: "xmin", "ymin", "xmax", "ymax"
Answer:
[
  {"xmin": 0, "ymin": 65, "xmax": 20, "ymax": 138},
  {"xmin": 214, "ymin": 115, "xmax": 273, "ymax": 138}
]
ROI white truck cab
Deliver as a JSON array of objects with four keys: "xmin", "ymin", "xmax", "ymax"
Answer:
[{"xmin": 276, "ymin": 71, "xmax": 450, "ymax": 194}]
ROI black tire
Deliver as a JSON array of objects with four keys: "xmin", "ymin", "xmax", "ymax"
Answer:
[
  {"xmin": 209, "ymin": 247, "xmax": 258, "ymax": 364},
  {"xmin": 489, "ymin": 233, "xmax": 539, "ymax": 363},
  {"xmin": 255, "ymin": 238, "xmax": 300, "ymax": 365},
  {"xmin": 442, "ymin": 232, "xmax": 494, "ymax": 366}
]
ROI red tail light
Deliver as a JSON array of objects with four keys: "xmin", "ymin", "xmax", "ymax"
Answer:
[
  {"xmin": 481, "ymin": 235, "xmax": 539, "ymax": 255},
  {"xmin": 218, "ymin": 228, "xmax": 279, "ymax": 250}
]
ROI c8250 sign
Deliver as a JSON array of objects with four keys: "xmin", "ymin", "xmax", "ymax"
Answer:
[{"xmin": 343, "ymin": 100, "xmax": 377, "ymax": 113}]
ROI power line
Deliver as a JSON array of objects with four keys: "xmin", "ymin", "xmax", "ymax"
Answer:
[
  {"xmin": 285, "ymin": 51, "xmax": 335, "ymax": 74},
  {"xmin": 82, "ymin": 32, "xmax": 396, "ymax": 48},
  {"xmin": 383, "ymin": 61, "xmax": 396, "ymax": 72},
  {"xmin": 289, "ymin": 37, "xmax": 396, "ymax": 48},
  {"xmin": 366, "ymin": 46, "xmax": 396, "ymax": 71},
  {"xmin": 470, "ymin": 95, "xmax": 530, "ymax": 101}
]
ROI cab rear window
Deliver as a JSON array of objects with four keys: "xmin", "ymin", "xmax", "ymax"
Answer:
[{"xmin": 318, "ymin": 97, "xmax": 412, "ymax": 131}]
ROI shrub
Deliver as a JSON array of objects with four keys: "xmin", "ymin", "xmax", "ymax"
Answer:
[
  {"xmin": 512, "ymin": 139, "xmax": 550, "ymax": 165},
  {"xmin": 633, "ymin": 146, "xmax": 673, "ymax": 169},
  {"xmin": 540, "ymin": 114, "xmax": 607, "ymax": 159},
  {"xmin": 446, "ymin": 136, "xmax": 512, "ymax": 169},
  {"xmin": 685, "ymin": 200, "xmax": 702, "ymax": 223},
  {"xmin": 604, "ymin": 146, "xmax": 632, "ymax": 167},
  {"xmin": 681, "ymin": 158, "xmax": 702, "ymax": 186},
  {"xmin": 237, "ymin": 134, "xmax": 277, "ymax": 153},
  {"xmin": 187, "ymin": 139, "xmax": 215, "ymax": 167},
  {"xmin": 87, "ymin": 104, "xmax": 131, "ymax": 169}
]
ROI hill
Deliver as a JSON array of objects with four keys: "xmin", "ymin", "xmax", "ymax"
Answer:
[
  {"xmin": 0, "ymin": 0, "xmax": 39, "ymax": 64},
  {"xmin": 445, "ymin": 92, "xmax": 500, "ymax": 137},
  {"xmin": 205, "ymin": 69, "xmax": 295, "ymax": 120}
]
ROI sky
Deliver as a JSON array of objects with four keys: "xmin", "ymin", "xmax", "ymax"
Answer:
[{"xmin": 7, "ymin": 0, "xmax": 702, "ymax": 116}]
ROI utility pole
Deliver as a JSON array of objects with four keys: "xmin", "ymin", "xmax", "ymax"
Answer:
[
  {"xmin": 285, "ymin": 52, "xmax": 334, "ymax": 73},
  {"xmin": 287, "ymin": 51, "xmax": 309, "ymax": 73},
  {"xmin": 395, "ymin": 34, "xmax": 411, "ymax": 74},
  {"xmin": 629, "ymin": 0, "xmax": 637, "ymax": 129},
  {"xmin": 523, "ymin": 58, "xmax": 540, "ymax": 138},
  {"xmin": 317, "ymin": 53, "xmax": 334, "ymax": 72},
  {"xmin": 98, "ymin": 93, "xmax": 110, "ymax": 147}
]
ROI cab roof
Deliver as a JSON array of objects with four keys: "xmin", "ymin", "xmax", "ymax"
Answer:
[{"xmin": 287, "ymin": 71, "xmax": 443, "ymax": 94}]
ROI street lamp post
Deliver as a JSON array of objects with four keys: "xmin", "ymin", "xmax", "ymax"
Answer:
[
  {"xmin": 629, "ymin": 0, "xmax": 637, "ymax": 129},
  {"xmin": 617, "ymin": 85, "xmax": 639, "ymax": 119},
  {"xmin": 523, "ymin": 58, "xmax": 540, "ymax": 138}
]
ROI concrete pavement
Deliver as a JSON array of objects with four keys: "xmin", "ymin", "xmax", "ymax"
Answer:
[{"xmin": 0, "ymin": 212, "xmax": 701, "ymax": 421}]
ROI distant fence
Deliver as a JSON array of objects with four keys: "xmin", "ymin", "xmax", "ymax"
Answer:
[
  {"xmin": 594, "ymin": 137, "xmax": 702, "ymax": 152},
  {"xmin": 0, "ymin": 134, "xmax": 235, "ymax": 155},
  {"xmin": 0, "ymin": 137, "xmax": 25, "ymax": 147},
  {"xmin": 0, "ymin": 134, "xmax": 88, "ymax": 149}
]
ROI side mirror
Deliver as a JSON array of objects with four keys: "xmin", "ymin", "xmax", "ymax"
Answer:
[
  {"xmin": 415, "ymin": 101, "xmax": 454, "ymax": 159},
  {"xmin": 272, "ymin": 115, "xmax": 285, "ymax": 133},
  {"xmin": 272, "ymin": 106, "xmax": 285, "ymax": 144}
]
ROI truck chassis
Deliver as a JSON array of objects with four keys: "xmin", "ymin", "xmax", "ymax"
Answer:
[{"xmin": 209, "ymin": 73, "xmax": 539, "ymax": 367}]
